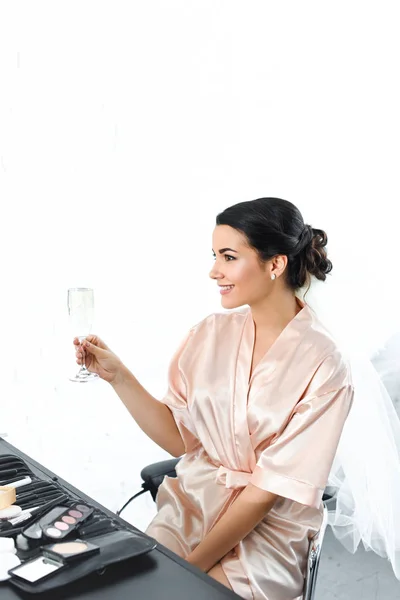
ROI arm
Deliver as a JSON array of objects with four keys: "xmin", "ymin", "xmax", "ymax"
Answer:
[
  {"xmin": 111, "ymin": 365, "xmax": 185, "ymax": 457},
  {"xmin": 186, "ymin": 483, "xmax": 278, "ymax": 572}
]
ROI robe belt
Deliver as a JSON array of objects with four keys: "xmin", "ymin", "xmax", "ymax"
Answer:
[{"xmin": 216, "ymin": 465, "xmax": 252, "ymax": 489}]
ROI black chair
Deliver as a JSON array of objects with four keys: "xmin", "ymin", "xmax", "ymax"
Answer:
[
  {"xmin": 117, "ymin": 458, "xmax": 181, "ymax": 514},
  {"xmin": 119, "ymin": 458, "xmax": 330, "ymax": 600}
]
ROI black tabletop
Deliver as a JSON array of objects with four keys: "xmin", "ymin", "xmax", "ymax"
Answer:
[{"xmin": 0, "ymin": 438, "xmax": 240, "ymax": 600}]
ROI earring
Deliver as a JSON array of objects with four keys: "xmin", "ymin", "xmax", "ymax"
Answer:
[{"xmin": 271, "ymin": 274, "xmax": 276, "ymax": 280}]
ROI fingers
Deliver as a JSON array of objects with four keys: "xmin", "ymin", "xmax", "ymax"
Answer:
[
  {"xmin": 73, "ymin": 335, "xmax": 109, "ymax": 351},
  {"xmin": 75, "ymin": 347, "xmax": 85, "ymax": 364},
  {"xmin": 82, "ymin": 339, "xmax": 108, "ymax": 358},
  {"xmin": 85, "ymin": 335, "xmax": 110, "ymax": 351}
]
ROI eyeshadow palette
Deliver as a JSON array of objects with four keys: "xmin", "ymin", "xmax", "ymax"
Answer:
[
  {"xmin": 22, "ymin": 507, "xmax": 68, "ymax": 541},
  {"xmin": 42, "ymin": 503, "xmax": 93, "ymax": 540}
]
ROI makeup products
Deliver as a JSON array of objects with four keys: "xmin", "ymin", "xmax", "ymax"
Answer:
[
  {"xmin": 0, "ymin": 505, "xmax": 21, "ymax": 520},
  {"xmin": 0, "ymin": 506, "xmax": 43, "ymax": 533},
  {"xmin": 0, "ymin": 485, "xmax": 16, "ymax": 509},
  {"xmin": 42, "ymin": 503, "xmax": 93, "ymax": 540},
  {"xmin": 8, "ymin": 555, "xmax": 65, "ymax": 584},
  {"xmin": 22, "ymin": 506, "xmax": 68, "ymax": 541},
  {"xmin": 21, "ymin": 502, "xmax": 93, "ymax": 544},
  {"xmin": 0, "ymin": 456, "xmax": 28, "ymax": 467},
  {"xmin": 15, "ymin": 501, "xmax": 74, "ymax": 551},
  {"xmin": 0, "ymin": 553, "xmax": 20, "ymax": 582},
  {"xmin": 0, "ymin": 537, "xmax": 16, "ymax": 554},
  {"xmin": 0, "ymin": 454, "xmax": 19, "ymax": 463},
  {"xmin": 0, "ymin": 469, "xmax": 19, "ymax": 480},
  {"xmin": 8, "ymin": 477, "xmax": 33, "ymax": 489},
  {"xmin": 17, "ymin": 491, "xmax": 65, "ymax": 508},
  {"xmin": 0, "ymin": 475, "xmax": 32, "ymax": 486},
  {"xmin": 78, "ymin": 517, "xmax": 119, "ymax": 538},
  {"xmin": 0, "ymin": 540, "xmax": 19, "ymax": 580},
  {"xmin": 7, "ymin": 539, "xmax": 100, "ymax": 584},
  {"xmin": 8, "ymin": 511, "xmax": 34, "ymax": 528},
  {"xmin": 15, "ymin": 492, "xmax": 69, "ymax": 516},
  {"xmin": 43, "ymin": 539, "xmax": 100, "ymax": 564},
  {"xmin": 14, "ymin": 481, "xmax": 55, "ymax": 494},
  {"xmin": 0, "ymin": 457, "xmax": 32, "ymax": 485}
]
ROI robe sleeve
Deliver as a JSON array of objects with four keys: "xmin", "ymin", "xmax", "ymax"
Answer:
[
  {"xmin": 250, "ymin": 353, "xmax": 354, "ymax": 508},
  {"xmin": 159, "ymin": 328, "xmax": 200, "ymax": 454}
]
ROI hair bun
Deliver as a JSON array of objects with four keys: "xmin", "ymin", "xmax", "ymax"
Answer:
[
  {"xmin": 295, "ymin": 224, "xmax": 314, "ymax": 252},
  {"xmin": 303, "ymin": 226, "xmax": 332, "ymax": 281}
]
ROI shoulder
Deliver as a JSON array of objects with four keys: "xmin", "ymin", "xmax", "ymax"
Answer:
[
  {"xmin": 305, "ymin": 305, "xmax": 345, "ymax": 358},
  {"xmin": 189, "ymin": 307, "xmax": 249, "ymax": 336},
  {"xmin": 178, "ymin": 308, "xmax": 248, "ymax": 362},
  {"xmin": 301, "ymin": 305, "xmax": 354, "ymax": 390},
  {"xmin": 307, "ymin": 318, "xmax": 353, "ymax": 392},
  {"xmin": 315, "ymin": 350, "xmax": 353, "ymax": 390}
]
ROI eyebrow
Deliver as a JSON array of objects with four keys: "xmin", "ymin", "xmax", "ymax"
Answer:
[{"xmin": 212, "ymin": 248, "xmax": 238, "ymax": 254}]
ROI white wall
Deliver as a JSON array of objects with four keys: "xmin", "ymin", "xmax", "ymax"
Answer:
[{"xmin": 1, "ymin": 1, "xmax": 399, "ymax": 531}]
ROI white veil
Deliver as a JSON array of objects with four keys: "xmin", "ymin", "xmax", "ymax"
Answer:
[{"xmin": 301, "ymin": 277, "xmax": 400, "ymax": 579}]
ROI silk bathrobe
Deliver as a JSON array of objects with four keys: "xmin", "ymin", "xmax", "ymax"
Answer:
[{"xmin": 146, "ymin": 302, "xmax": 354, "ymax": 599}]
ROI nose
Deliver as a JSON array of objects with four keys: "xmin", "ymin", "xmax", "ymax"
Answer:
[{"xmin": 209, "ymin": 262, "xmax": 223, "ymax": 280}]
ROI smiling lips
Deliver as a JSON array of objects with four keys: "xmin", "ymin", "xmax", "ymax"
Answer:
[{"xmin": 219, "ymin": 285, "xmax": 235, "ymax": 295}]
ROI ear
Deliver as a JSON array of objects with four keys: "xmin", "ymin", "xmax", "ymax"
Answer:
[{"xmin": 270, "ymin": 255, "xmax": 288, "ymax": 279}]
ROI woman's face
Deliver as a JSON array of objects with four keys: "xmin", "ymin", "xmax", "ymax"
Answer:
[{"xmin": 209, "ymin": 225, "xmax": 274, "ymax": 309}]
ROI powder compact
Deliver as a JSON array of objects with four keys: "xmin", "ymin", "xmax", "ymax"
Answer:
[{"xmin": 43, "ymin": 539, "xmax": 100, "ymax": 564}]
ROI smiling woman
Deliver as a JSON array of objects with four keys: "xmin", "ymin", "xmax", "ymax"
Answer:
[
  {"xmin": 141, "ymin": 197, "xmax": 353, "ymax": 600},
  {"xmin": 75, "ymin": 195, "xmax": 400, "ymax": 596},
  {"xmin": 77, "ymin": 197, "xmax": 353, "ymax": 599},
  {"xmin": 77, "ymin": 198, "xmax": 353, "ymax": 600}
]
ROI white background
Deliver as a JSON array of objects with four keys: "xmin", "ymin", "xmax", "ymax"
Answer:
[{"xmin": 1, "ymin": 1, "xmax": 400, "ymax": 531}]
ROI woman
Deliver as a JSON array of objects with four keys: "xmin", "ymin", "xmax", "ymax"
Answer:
[{"xmin": 75, "ymin": 198, "xmax": 354, "ymax": 600}]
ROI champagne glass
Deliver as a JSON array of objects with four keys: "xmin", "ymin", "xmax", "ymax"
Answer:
[{"xmin": 67, "ymin": 287, "xmax": 99, "ymax": 382}]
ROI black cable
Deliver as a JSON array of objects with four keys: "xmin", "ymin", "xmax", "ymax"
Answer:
[{"xmin": 117, "ymin": 488, "xmax": 148, "ymax": 516}]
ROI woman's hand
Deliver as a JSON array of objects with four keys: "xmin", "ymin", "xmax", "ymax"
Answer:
[{"xmin": 74, "ymin": 335, "xmax": 125, "ymax": 384}]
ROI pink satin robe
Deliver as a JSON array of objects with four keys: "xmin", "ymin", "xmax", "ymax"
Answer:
[{"xmin": 146, "ymin": 302, "xmax": 354, "ymax": 600}]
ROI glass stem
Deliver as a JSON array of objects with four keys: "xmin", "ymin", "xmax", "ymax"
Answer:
[{"xmin": 80, "ymin": 339, "xmax": 87, "ymax": 372}]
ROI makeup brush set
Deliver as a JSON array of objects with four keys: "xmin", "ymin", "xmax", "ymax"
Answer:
[{"xmin": 0, "ymin": 453, "xmax": 156, "ymax": 593}]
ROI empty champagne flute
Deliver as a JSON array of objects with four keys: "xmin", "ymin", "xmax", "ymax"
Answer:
[{"xmin": 67, "ymin": 287, "xmax": 99, "ymax": 382}]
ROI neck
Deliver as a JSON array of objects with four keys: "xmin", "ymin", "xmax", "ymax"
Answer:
[{"xmin": 249, "ymin": 288, "xmax": 302, "ymax": 333}]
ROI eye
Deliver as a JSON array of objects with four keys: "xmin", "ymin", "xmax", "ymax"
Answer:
[
  {"xmin": 213, "ymin": 252, "xmax": 236, "ymax": 262},
  {"xmin": 211, "ymin": 253, "xmax": 236, "ymax": 262}
]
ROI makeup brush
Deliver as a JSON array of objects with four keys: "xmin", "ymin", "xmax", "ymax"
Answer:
[
  {"xmin": 13, "ymin": 481, "xmax": 54, "ymax": 494},
  {"xmin": 0, "ymin": 455, "xmax": 20, "ymax": 462},
  {"xmin": 0, "ymin": 469, "xmax": 18, "ymax": 480},
  {"xmin": 0, "ymin": 474, "xmax": 32, "ymax": 486},
  {"xmin": 0, "ymin": 459, "xmax": 27, "ymax": 469},
  {"xmin": 16, "ymin": 489, "xmax": 59, "ymax": 501},
  {"xmin": 6, "ymin": 477, "xmax": 33, "ymax": 489},
  {"xmin": 78, "ymin": 520, "xmax": 119, "ymax": 537},
  {"xmin": 18, "ymin": 493, "xmax": 67, "ymax": 510}
]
